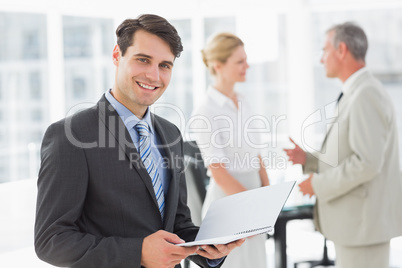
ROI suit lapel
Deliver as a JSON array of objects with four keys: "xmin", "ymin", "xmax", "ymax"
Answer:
[
  {"xmin": 97, "ymin": 95, "xmax": 159, "ymax": 208},
  {"xmin": 321, "ymin": 104, "xmax": 340, "ymax": 149},
  {"xmin": 321, "ymin": 72, "xmax": 370, "ymax": 149}
]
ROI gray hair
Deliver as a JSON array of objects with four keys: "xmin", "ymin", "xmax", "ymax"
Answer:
[{"xmin": 327, "ymin": 22, "xmax": 368, "ymax": 62}]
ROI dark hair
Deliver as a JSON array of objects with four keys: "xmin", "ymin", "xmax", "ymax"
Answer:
[
  {"xmin": 327, "ymin": 22, "xmax": 368, "ymax": 62},
  {"xmin": 116, "ymin": 14, "xmax": 183, "ymax": 58}
]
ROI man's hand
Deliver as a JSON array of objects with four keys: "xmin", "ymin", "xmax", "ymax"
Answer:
[
  {"xmin": 284, "ymin": 137, "xmax": 306, "ymax": 165},
  {"xmin": 141, "ymin": 230, "xmax": 198, "ymax": 268},
  {"xmin": 195, "ymin": 239, "xmax": 245, "ymax": 260},
  {"xmin": 299, "ymin": 173, "xmax": 315, "ymax": 197}
]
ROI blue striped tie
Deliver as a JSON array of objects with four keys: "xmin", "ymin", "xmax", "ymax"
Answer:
[{"xmin": 135, "ymin": 121, "xmax": 165, "ymax": 220}]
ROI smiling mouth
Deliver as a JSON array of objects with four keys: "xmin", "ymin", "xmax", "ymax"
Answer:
[{"xmin": 137, "ymin": 82, "xmax": 158, "ymax": 91}]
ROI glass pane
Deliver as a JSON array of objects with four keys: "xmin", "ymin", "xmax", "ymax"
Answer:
[
  {"xmin": 204, "ymin": 17, "xmax": 237, "ymax": 86},
  {"xmin": 0, "ymin": 12, "xmax": 48, "ymax": 183},
  {"xmin": 63, "ymin": 16, "xmax": 115, "ymax": 112}
]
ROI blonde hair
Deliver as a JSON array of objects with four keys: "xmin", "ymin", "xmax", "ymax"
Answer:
[{"xmin": 201, "ymin": 32, "xmax": 244, "ymax": 76}]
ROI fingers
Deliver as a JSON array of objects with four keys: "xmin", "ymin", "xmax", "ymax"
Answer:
[
  {"xmin": 289, "ymin": 137, "xmax": 300, "ymax": 149},
  {"xmin": 284, "ymin": 138, "xmax": 299, "ymax": 155},
  {"xmin": 196, "ymin": 239, "xmax": 246, "ymax": 259},
  {"xmin": 142, "ymin": 230, "xmax": 197, "ymax": 268},
  {"xmin": 162, "ymin": 231, "xmax": 186, "ymax": 245},
  {"xmin": 170, "ymin": 245, "xmax": 197, "ymax": 258},
  {"xmin": 234, "ymin": 238, "xmax": 246, "ymax": 247},
  {"xmin": 196, "ymin": 245, "xmax": 221, "ymax": 259},
  {"xmin": 171, "ymin": 248, "xmax": 197, "ymax": 260},
  {"xmin": 289, "ymin": 137, "xmax": 296, "ymax": 145}
]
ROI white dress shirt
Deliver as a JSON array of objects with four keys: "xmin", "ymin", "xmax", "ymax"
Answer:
[{"xmin": 189, "ymin": 86, "xmax": 265, "ymax": 173}]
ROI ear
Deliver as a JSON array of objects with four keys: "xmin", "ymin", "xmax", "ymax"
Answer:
[
  {"xmin": 212, "ymin": 61, "xmax": 222, "ymax": 74},
  {"xmin": 112, "ymin": 44, "xmax": 121, "ymax": 66},
  {"xmin": 337, "ymin": 42, "xmax": 348, "ymax": 60}
]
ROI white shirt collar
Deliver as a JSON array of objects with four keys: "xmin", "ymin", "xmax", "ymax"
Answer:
[
  {"xmin": 105, "ymin": 89, "xmax": 154, "ymax": 135},
  {"xmin": 342, "ymin": 66, "xmax": 368, "ymax": 95},
  {"xmin": 207, "ymin": 85, "xmax": 240, "ymax": 109}
]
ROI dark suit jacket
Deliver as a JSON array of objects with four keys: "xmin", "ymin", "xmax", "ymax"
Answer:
[{"xmin": 35, "ymin": 95, "xmax": 217, "ymax": 268}]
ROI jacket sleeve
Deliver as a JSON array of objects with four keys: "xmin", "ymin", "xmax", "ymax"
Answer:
[
  {"xmin": 34, "ymin": 122, "xmax": 141, "ymax": 268},
  {"xmin": 312, "ymin": 85, "xmax": 390, "ymax": 202},
  {"xmin": 303, "ymin": 152, "xmax": 319, "ymax": 174}
]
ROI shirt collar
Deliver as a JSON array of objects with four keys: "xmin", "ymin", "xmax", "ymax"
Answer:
[
  {"xmin": 207, "ymin": 85, "xmax": 239, "ymax": 108},
  {"xmin": 342, "ymin": 66, "xmax": 368, "ymax": 95},
  {"xmin": 105, "ymin": 89, "xmax": 154, "ymax": 134}
]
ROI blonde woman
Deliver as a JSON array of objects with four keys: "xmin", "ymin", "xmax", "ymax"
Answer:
[{"xmin": 190, "ymin": 32, "xmax": 269, "ymax": 268}]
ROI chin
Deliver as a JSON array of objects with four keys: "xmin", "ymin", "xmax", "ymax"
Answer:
[{"xmin": 324, "ymin": 70, "xmax": 333, "ymax": 78}]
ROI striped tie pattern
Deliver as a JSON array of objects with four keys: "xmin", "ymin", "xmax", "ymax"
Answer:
[{"xmin": 135, "ymin": 121, "xmax": 165, "ymax": 220}]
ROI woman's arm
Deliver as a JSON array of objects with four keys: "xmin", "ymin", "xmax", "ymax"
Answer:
[
  {"xmin": 258, "ymin": 155, "xmax": 270, "ymax": 187},
  {"xmin": 209, "ymin": 163, "xmax": 247, "ymax": 195}
]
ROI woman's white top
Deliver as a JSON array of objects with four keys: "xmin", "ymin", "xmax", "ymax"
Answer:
[{"xmin": 189, "ymin": 86, "xmax": 264, "ymax": 173}]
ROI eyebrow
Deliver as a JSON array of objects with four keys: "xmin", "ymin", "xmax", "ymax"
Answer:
[{"xmin": 134, "ymin": 53, "xmax": 174, "ymax": 68}]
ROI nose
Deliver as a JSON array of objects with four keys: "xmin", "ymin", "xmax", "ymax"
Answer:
[
  {"xmin": 320, "ymin": 54, "xmax": 325, "ymax": 64},
  {"xmin": 145, "ymin": 64, "xmax": 160, "ymax": 82}
]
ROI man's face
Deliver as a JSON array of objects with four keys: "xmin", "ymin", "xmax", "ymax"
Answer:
[
  {"xmin": 112, "ymin": 30, "xmax": 175, "ymax": 117},
  {"xmin": 320, "ymin": 31, "xmax": 341, "ymax": 78}
]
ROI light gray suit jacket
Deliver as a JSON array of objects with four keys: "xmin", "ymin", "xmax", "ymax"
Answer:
[
  {"xmin": 304, "ymin": 70, "xmax": 402, "ymax": 246},
  {"xmin": 35, "ymin": 95, "xmax": 219, "ymax": 268}
]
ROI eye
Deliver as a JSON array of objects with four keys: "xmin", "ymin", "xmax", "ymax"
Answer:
[
  {"xmin": 138, "ymin": 58, "xmax": 148, "ymax": 63},
  {"xmin": 160, "ymin": 63, "xmax": 171, "ymax": 69}
]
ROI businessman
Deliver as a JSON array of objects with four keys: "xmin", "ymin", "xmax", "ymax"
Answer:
[
  {"xmin": 285, "ymin": 22, "xmax": 402, "ymax": 268},
  {"xmin": 35, "ymin": 14, "xmax": 243, "ymax": 268}
]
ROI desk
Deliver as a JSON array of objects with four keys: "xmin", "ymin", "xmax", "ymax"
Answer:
[{"xmin": 274, "ymin": 204, "xmax": 314, "ymax": 268}]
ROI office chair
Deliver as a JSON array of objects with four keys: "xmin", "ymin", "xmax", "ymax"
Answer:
[
  {"xmin": 182, "ymin": 140, "xmax": 210, "ymax": 268},
  {"xmin": 183, "ymin": 140, "xmax": 209, "ymax": 204},
  {"xmin": 294, "ymin": 237, "xmax": 334, "ymax": 268}
]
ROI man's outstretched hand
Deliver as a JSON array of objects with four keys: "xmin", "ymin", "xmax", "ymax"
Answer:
[
  {"xmin": 299, "ymin": 173, "xmax": 315, "ymax": 197},
  {"xmin": 284, "ymin": 137, "xmax": 306, "ymax": 166}
]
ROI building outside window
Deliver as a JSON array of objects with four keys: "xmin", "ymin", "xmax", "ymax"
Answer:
[{"xmin": 0, "ymin": 12, "xmax": 47, "ymax": 183}]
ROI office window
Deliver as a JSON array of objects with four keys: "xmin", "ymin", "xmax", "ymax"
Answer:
[
  {"xmin": 0, "ymin": 159, "xmax": 7, "ymax": 183},
  {"xmin": 0, "ymin": 12, "xmax": 47, "ymax": 182},
  {"xmin": 63, "ymin": 16, "xmax": 114, "ymax": 112},
  {"xmin": 238, "ymin": 14, "xmax": 288, "ymax": 136},
  {"xmin": 101, "ymin": 23, "xmax": 114, "ymax": 55},
  {"xmin": 64, "ymin": 25, "xmax": 91, "ymax": 58},
  {"xmin": 23, "ymin": 29, "xmax": 40, "ymax": 59},
  {"xmin": 0, "ymin": 12, "xmax": 47, "ymax": 62},
  {"xmin": 29, "ymin": 71, "xmax": 42, "ymax": 99},
  {"xmin": 31, "ymin": 108, "xmax": 43, "ymax": 122},
  {"xmin": 204, "ymin": 17, "xmax": 237, "ymax": 86},
  {"xmin": 72, "ymin": 77, "xmax": 87, "ymax": 99}
]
